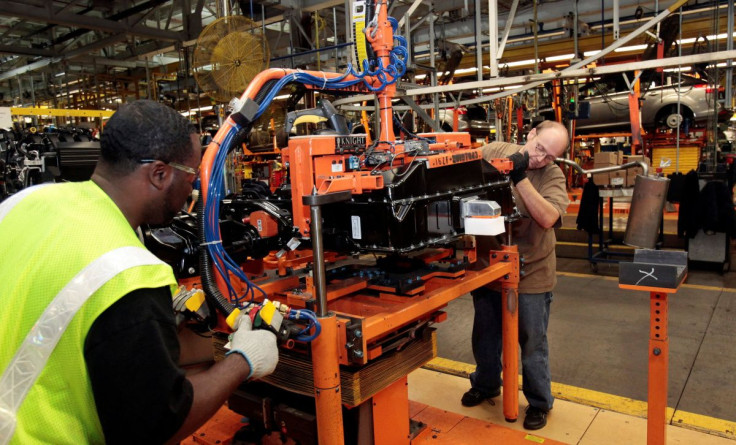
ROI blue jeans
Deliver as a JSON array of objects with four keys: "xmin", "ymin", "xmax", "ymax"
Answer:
[{"xmin": 469, "ymin": 287, "xmax": 554, "ymax": 411}]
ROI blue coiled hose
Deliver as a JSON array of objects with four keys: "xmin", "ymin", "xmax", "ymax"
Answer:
[{"xmin": 203, "ymin": 14, "xmax": 408, "ymax": 340}]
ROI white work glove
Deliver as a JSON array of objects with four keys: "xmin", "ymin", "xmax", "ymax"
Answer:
[{"xmin": 226, "ymin": 314, "xmax": 279, "ymax": 379}]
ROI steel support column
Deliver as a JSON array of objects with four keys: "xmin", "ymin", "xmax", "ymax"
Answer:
[
  {"xmin": 474, "ymin": 0, "xmax": 482, "ymax": 81},
  {"xmin": 725, "ymin": 0, "xmax": 734, "ymax": 110}
]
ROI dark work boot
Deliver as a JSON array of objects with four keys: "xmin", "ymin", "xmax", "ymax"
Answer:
[
  {"xmin": 523, "ymin": 406, "xmax": 548, "ymax": 430},
  {"xmin": 460, "ymin": 387, "xmax": 501, "ymax": 407}
]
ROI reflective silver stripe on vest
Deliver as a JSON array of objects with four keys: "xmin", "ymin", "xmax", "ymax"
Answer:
[
  {"xmin": 0, "ymin": 184, "xmax": 52, "ymax": 224},
  {"xmin": 0, "ymin": 246, "xmax": 166, "ymax": 444}
]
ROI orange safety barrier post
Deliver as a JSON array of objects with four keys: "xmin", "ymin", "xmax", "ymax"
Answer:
[
  {"xmin": 311, "ymin": 313, "xmax": 345, "ymax": 445},
  {"xmin": 498, "ymin": 245, "xmax": 520, "ymax": 422},
  {"xmin": 619, "ymin": 249, "xmax": 687, "ymax": 445},
  {"xmin": 647, "ymin": 291, "xmax": 669, "ymax": 445}
]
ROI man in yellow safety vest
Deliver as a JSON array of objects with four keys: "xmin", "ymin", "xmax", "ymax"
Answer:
[{"xmin": 0, "ymin": 100, "xmax": 278, "ymax": 444}]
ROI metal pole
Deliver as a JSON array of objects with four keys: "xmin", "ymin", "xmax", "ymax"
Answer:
[
  {"xmin": 262, "ymin": 4, "xmax": 267, "ymax": 64},
  {"xmin": 726, "ymin": 0, "xmax": 734, "ymax": 111},
  {"xmin": 676, "ymin": 9, "xmax": 682, "ymax": 172},
  {"xmin": 488, "ymin": 0, "xmax": 498, "ymax": 77},
  {"xmin": 29, "ymin": 76, "xmax": 38, "ymax": 126},
  {"xmin": 655, "ymin": 0, "xmax": 660, "ymax": 40},
  {"xmin": 532, "ymin": 0, "xmax": 539, "ymax": 114},
  {"xmin": 600, "ymin": 0, "xmax": 604, "ymax": 62},
  {"xmin": 573, "ymin": 1, "xmax": 579, "ymax": 58},
  {"xmin": 429, "ymin": 4, "xmax": 439, "ymax": 128},
  {"xmin": 488, "ymin": 0, "xmax": 501, "ymax": 139},
  {"xmin": 93, "ymin": 59, "xmax": 100, "ymax": 109},
  {"xmin": 475, "ymin": 0, "xmax": 482, "ymax": 81},
  {"xmin": 405, "ymin": 13, "xmax": 412, "ymax": 69},
  {"xmin": 289, "ymin": 16, "xmax": 295, "ymax": 69},
  {"xmin": 497, "ymin": 0, "xmax": 519, "ymax": 59},
  {"xmin": 333, "ymin": 7, "xmax": 339, "ymax": 70},
  {"xmin": 706, "ymin": 2, "xmax": 719, "ymax": 167},
  {"xmin": 184, "ymin": 47, "xmax": 192, "ymax": 119},
  {"xmin": 533, "ymin": 0, "xmax": 538, "ymax": 73},
  {"xmin": 65, "ymin": 71, "xmax": 71, "ymax": 115},
  {"xmin": 309, "ymin": 202, "xmax": 328, "ymax": 316},
  {"xmin": 29, "ymin": 76, "xmax": 35, "ymax": 108},
  {"xmin": 345, "ymin": 0, "xmax": 351, "ymax": 64},
  {"xmin": 613, "ymin": 0, "xmax": 620, "ymax": 40},
  {"xmin": 145, "ymin": 56, "xmax": 151, "ymax": 99}
]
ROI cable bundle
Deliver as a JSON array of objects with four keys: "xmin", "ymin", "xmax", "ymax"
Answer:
[
  {"xmin": 203, "ymin": 125, "xmax": 266, "ymax": 306},
  {"xmin": 201, "ymin": 11, "xmax": 409, "ymax": 337},
  {"xmin": 202, "ymin": 124, "xmax": 323, "ymax": 340}
]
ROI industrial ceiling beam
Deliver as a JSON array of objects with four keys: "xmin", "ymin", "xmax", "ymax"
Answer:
[
  {"xmin": 397, "ymin": 0, "xmax": 425, "ymax": 28},
  {"xmin": 252, "ymin": 0, "xmax": 345, "ymax": 27},
  {"xmin": 136, "ymin": 0, "xmax": 347, "ymax": 60},
  {"xmin": 474, "ymin": 0, "xmax": 691, "ymax": 103},
  {"xmin": 75, "ymin": 57, "xmax": 148, "ymax": 69},
  {"xmin": 0, "ymin": 1, "xmax": 181, "ymax": 42},
  {"xmin": 46, "ymin": 0, "xmax": 171, "ymax": 48},
  {"xmin": 497, "ymin": 0, "xmax": 519, "ymax": 59},
  {"xmin": 448, "ymin": 14, "xmax": 734, "ymax": 72},
  {"xmin": 0, "ymin": 45, "xmax": 55, "ymax": 57},
  {"xmin": 0, "ymin": 33, "xmax": 130, "ymax": 81},
  {"xmin": 55, "ymin": 0, "xmax": 83, "ymax": 15},
  {"xmin": 334, "ymin": 49, "xmax": 736, "ymax": 110}
]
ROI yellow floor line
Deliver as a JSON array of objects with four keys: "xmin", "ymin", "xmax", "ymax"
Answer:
[
  {"xmin": 557, "ymin": 271, "xmax": 736, "ymax": 293},
  {"xmin": 423, "ymin": 357, "xmax": 736, "ymax": 439},
  {"xmin": 672, "ymin": 410, "xmax": 736, "ymax": 439},
  {"xmin": 557, "ymin": 271, "xmax": 618, "ymax": 281}
]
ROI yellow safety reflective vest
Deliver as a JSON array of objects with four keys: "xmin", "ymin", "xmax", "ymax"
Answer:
[{"xmin": 0, "ymin": 181, "xmax": 176, "ymax": 444}]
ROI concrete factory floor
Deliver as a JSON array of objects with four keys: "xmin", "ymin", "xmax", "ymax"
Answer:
[
  {"xmin": 408, "ymin": 366, "xmax": 735, "ymax": 445},
  {"xmin": 430, "ymin": 256, "xmax": 736, "ymax": 443}
]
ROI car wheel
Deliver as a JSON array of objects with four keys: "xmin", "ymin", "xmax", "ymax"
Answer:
[
  {"xmin": 654, "ymin": 105, "xmax": 693, "ymax": 130},
  {"xmin": 665, "ymin": 113, "xmax": 682, "ymax": 129}
]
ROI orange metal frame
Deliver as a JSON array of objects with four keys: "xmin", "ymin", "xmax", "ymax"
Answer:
[
  {"xmin": 647, "ymin": 291, "xmax": 669, "ymax": 445},
  {"xmin": 619, "ymin": 283, "xmax": 681, "ymax": 445},
  {"xmin": 304, "ymin": 247, "xmax": 518, "ymax": 445},
  {"xmin": 185, "ymin": 246, "xmax": 519, "ymax": 445},
  {"xmin": 194, "ymin": 0, "xmax": 522, "ymax": 442}
]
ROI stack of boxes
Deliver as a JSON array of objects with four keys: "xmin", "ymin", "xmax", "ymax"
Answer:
[
  {"xmin": 625, "ymin": 155, "xmax": 651, "ymax": 187},
  {"xmin": 592, "ymin": 150, "xmax": 624, "ymax": 187}
]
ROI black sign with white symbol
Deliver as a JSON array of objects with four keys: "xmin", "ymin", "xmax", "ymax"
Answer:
[{"xmin": 336, "ymin": 136, "xmax": 367, "ymax": 151}]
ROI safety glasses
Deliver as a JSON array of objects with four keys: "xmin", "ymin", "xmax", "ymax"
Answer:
[{"xmin": 138, "ymin": 158, "xmax": 199, "ymax": 178}]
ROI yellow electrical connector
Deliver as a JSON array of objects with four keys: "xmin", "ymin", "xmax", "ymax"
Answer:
[
  {"xmin": 184, "ymin": 289, "xmax": 206, "ymax": 312},
  {"xmin": 226, "ymin": 307, "xmax": 241, "ymax": 329}
]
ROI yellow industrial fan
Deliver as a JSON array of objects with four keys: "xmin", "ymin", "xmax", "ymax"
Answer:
[{"xmin": 193, "ymin": 16, "xmax": 270, "ymax": 102}]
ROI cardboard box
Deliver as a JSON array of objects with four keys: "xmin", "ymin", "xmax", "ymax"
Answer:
[
  {"xmin": 593, "ymin": 162, "xmax": 615, "ymax": 169},
  {"xmin": 595, "ymin": 151, "xmax": 623, "ymax": 166},
  {"xmin": 626, "ymin": 171, "xmax": 640, "ymax": 187},
  {"xmin": 627, "ymin": 155, "xmax": 650, "ymax": 165},
  {"xmin": 626, "ymin": 155, "xmax": 650, "ymax": 176},
  {"xmin": 592, "ymin": 172, "xmax": 610, "ymax": 186},
  {"xmin": 610, "ymin": 170, "xmax": 626, "ymax": 187}
]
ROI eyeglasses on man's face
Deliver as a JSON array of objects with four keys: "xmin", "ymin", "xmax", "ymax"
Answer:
[
  {"xmin": 138, "ymin": 158, "xmax": 199, "ymax": 179},
  {"xmin": 532, "ymin": 142, "xmax": 557, "ymax": 163}
]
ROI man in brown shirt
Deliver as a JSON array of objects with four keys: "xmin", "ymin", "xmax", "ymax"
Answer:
[{"xmin": 461, "ymin": 121, "xmax": 570, "ymax": 431}]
